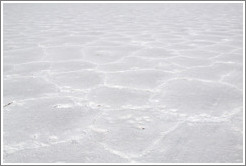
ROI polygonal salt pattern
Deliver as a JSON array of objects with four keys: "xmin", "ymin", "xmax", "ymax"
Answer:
[{"xmin": 3, "ymin": 3, "xmax": 244, "ymax": 163}]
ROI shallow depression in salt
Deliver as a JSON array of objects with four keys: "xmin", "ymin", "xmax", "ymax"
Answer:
[{"xmin": 3, "ymin": 3, "xmax": 244, "ymax": 163}]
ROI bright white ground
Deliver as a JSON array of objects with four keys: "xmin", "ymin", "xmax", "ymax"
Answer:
[{"xmin": 3, "ymin": 3, "xmax": 244, "ymax": 163}]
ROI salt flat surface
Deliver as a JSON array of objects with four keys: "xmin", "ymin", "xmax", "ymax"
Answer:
[{"xmin": 2, "ymin": 3, "xmax": 244, "ymax": 163}]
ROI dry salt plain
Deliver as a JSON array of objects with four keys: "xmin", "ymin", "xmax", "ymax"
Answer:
[{"xmin": 2, "ymin": 3, "xmax": 244, "ymax": 163}]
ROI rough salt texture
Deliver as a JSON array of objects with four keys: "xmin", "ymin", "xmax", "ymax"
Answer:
[{"xmin": 3, "ymin": 3, "xmax": 244, "ymax": 163}]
